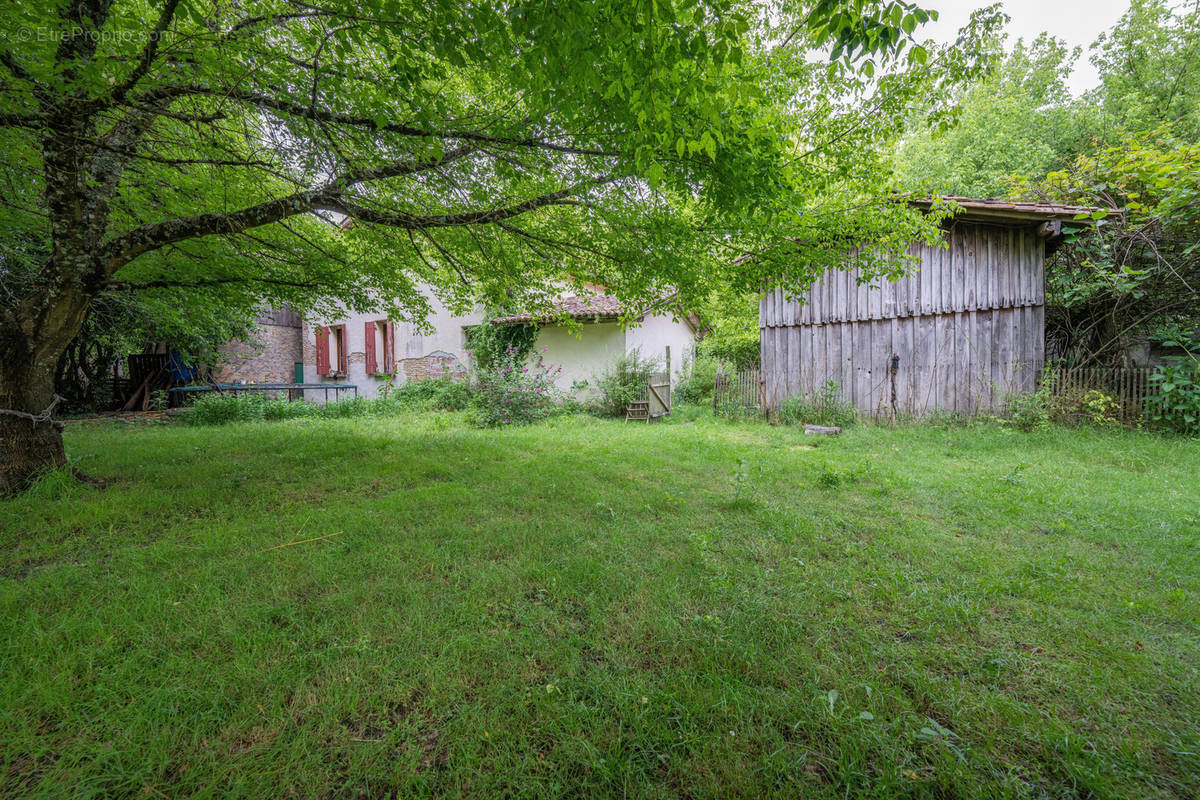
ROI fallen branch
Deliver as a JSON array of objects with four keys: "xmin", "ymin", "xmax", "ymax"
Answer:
[
  {"xmin": 262, "ymin": 531, "xmax": 344, "ymax": 552},
  {"xmin": 804, "ymin": 425, "xmax": 842, "ymax": 435}
]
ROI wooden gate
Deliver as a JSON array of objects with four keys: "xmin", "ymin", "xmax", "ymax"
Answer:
[
  {"xmin": 625, "ymin": 371, "xmax": 672, "ymax": 422},
  {"xmin": 648, "ymin": 371, "xmax": 671, "ymax": 417}
]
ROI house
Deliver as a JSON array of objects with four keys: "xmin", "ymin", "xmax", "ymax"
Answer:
[
  {"xmin": 490, "ymin": 294, "xmax": 699, "ymax": 394},
  {"xmin": 297, "ymin": 291, "xmax": 481, "ymax": 399},
  {"xmin": 212, "ymin": 288, "xmax": 699, "ymax": 401},
  {"xmin": 213, "ymin": 307, "xmax": 304, "ymax": 385},
  {"xmin": 759, "ymin": 197, "xmax": 1108, "ymax": 417}
]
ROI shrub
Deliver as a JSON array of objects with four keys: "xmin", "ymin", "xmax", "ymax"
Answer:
[
  {"xmin": 674, "ymin": 352, "xmax": 721, "ymax": 406},
  {"xmin": 181, "ymin": 389, "xmax": 462, "ymax": 426},
  {"xmin": 262, "ymin": 397, "xmax": 318, "ymax": 421},
  {"xmin": 1003, "ymin": 380, "xmax": 1056, "ymax": 432},
  {"xmin": 714, "ymin": 396, "xmax": 762, "ymax": 421},
  {"xmin": 390, "ymin": 377, "xmax": 473, "ymax": 411},
  {"xmin": 182, "ymin": 393, "xmax": 286, "ymax": 425},
  {"xmin": 779, "ymin": 381, "xmax": 857, "ymax": 428},
  {"xmin": 1146, "ymin": 353, "xmax": 1200, "ymax": 434},
  {"xmin": 1077, "ymin": 389, "xmax": 1121, "ymax": 428},
  {"xmin": 704, "ymin": 335, "xmax": 760, "ymax": 371},
  {"xmin": 1004, "ymin": 370, "xmax": 1125, "ymax": 431},
  {"xmin": 465, "ymin": 318, "xmax": 537, "ymax": 371},
  {"xmin": 591, "ymin": 349, "xmax": 661, "ymax": 418},
  {"xmin": 470, "ymin": 345, "xmax": 561, "ymax": 427}
]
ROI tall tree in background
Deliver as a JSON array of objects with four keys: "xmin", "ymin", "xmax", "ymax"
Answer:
[
  {"xmin": 1090, "ymin": 0, "xmax": 1200, "ymax": 138},
  {"xmin": 894, "ymin": 32, "xmax": 1090, "ymax": 197},
  {"xmin": 894, "ymin": 0, "xmax": 1200, "ymax": 364},
  {"xmin": 0, "ymin": 0, "xmax": 995, "ymax": 492}
]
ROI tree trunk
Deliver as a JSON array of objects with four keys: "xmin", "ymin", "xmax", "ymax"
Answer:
[
  {"xmin": 0, "ymin": 356, "xmax": 68, "ymax": 494},
  {"xmin": 0, "ymin": 286, "xmax": 91, "ymax": 495},
  {"xmin": 0, "ymin": 414, "xmax": 67, "ymax": 495}
]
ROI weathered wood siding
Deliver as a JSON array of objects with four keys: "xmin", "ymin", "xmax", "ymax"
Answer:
[{"xmin": 760, "ymin": 222, "xmax": 1045, "ymax": 416}]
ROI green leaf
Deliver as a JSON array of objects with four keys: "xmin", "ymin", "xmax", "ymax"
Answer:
[{"xmin": 645, "ymin": 162, "xmax": 665, "ymax": 189}]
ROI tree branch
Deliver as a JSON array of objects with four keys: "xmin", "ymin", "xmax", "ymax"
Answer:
[
  {"xmin": 105, "ymin": 0, "xmax": 181, "ymax": 107},
  {"xmin": 125, "ymin": 84, "xmax": 622, "ymax": 157},
  {"xmin": 109, "ymin": 276, "xmax": 325, "ymax": 291},
  {"xmin": 331, "ymin": 178, "xmax": 606, "ymax": 229},
  {"xmin": 100, "ymin": 155, "xmax": 614, "ymax": 275}
]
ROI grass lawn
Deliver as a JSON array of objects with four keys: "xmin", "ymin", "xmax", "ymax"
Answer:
[{"xmin": 1, "ymin": 410, "xmax": 1197, "ymax": 798}]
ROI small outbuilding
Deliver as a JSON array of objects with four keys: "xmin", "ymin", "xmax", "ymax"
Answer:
[{"xmin": 759, "ymin": 197, "xmax": 1104, "ymax": 418}]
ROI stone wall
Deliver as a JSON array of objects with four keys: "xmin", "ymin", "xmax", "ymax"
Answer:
[
  {"xmin": 214, "ymin": 323, "xmax": 302, "ymax": 383},
  {"xmin": 399, "ymin": 351, "xmax": 469, "ymax": 383}
]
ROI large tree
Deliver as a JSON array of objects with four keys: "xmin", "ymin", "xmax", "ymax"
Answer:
[
  {"xmin": 0, "ymin": 0, "xmax": 986, "ymax": 492},
  {"xmin": 894, "ymin": 32, "xmax": 1092, "ymax": 198}
]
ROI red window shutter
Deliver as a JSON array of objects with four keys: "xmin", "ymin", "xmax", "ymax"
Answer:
[
  {"xmin": 336, "ymin": 325, "xmax": 348, "ymax": 374},
  {"xmin": 364, "ymin": 321, "xmax": 377, "ymax": 374},
  {"xmin": 315, "ymin": 326, "xmax": 330, "ymax": 375},
  {"xmin": 385, "ymin": 322, "xmax": 396, "ymax": 373}
]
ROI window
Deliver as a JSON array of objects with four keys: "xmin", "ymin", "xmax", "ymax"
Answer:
[
  {"xmin": 316, "ymin": 324, "xmax": 348, "ymax": 377},
  {"xmin": 364, "ymin": 319, "xmax": 394, "ymax": 375}
]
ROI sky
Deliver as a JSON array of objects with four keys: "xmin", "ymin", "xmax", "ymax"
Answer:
[{"xmin": 919, "ymin": 0, "xmax": 1132, "ymax": 97}]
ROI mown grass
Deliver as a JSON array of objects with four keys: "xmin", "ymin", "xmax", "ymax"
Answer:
[{"xmin": 1, "ymin": 409, "xmax": 1197, "ymax": 799}]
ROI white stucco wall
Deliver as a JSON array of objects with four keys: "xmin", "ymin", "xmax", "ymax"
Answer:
[
  {"xmin": 534, "ymin": 322, "xmax": 629, "ymax": 394},
  {"xmin": 533, "ymin": 313, "xmax": 697, "ymax": 397},
  {"xmin": 623, "ymin": 313, "xmax": 696, "ymax": 384}
]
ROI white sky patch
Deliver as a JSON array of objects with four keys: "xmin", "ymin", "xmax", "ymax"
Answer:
[{"xmin": 918, "ymin": 0, "xmax": 1131, "ymax": 97}]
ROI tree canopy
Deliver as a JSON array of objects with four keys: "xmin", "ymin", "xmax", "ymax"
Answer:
[
  {"xmin": 0, "ymin": 0, "xmax": 1003, "ymax": 489},
  {"xmin": 887, "ymin": 0, "xmax": 1200, "ymax": 365}
]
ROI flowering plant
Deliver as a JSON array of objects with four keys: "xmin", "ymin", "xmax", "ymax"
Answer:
[{"xmin": 470, "ymin": 344, "xmax": 561, "ymax": 427}]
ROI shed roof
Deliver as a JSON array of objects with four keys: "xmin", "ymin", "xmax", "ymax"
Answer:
[{"xmin": 910, "ymin": 196, "xmax": 1118, "ymax": 224}]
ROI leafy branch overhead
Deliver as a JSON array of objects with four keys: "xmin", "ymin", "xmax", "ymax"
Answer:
[
  {"xmin": 1, "ymin": 0, "xmax": 996, "ymax": 321},
  {"xmin": 0, "ymin": 0, "xmax": 1000, "ymax": 489}
]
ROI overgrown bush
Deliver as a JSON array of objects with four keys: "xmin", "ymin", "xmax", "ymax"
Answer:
[
  {"xmin": 470, "ymin": 345, "xmax": 561, "ymax": 427},
  {"xmin": 181, "ymin": 393, "xmax": 308, "ymax": 425},
  {"xmin": 591, "ymin": 349, "xmax": 661, "ymax": 417},
  {"xmin": 465, "ymin": 318, "xmax": 537, "ymax": 371},
  {"xmin": 778, "ymin": 381, "xmax": 857, "ymax": 428},
  {"xmin": 674, "ymin": 352, "xmax": 721, "ymax": 406},
  {"xmin": 714, "ymin": 396, "xmax": 762, "ymax": 421},
  {"xmin": 181, "ymin": 376, "xmax": 477, "ymax": 426},
  {"xmin": 1003, "ymin": 370, "xmax": 1125, "ymax": 431},
  {"xmin": 389, "ymin": 377, "xmax": 473, "ymax": 411},
  {"xmin": 1146, "ymin": 353, "xmax": 1200, "ymax": 434},
  {"xmin": 1003, "ymin": 381, "xmax": 1055, "ymax": 432}
]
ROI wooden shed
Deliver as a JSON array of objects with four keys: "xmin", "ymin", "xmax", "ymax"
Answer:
[{"xmin": 759, "ymin": 198, "xmax": 1101, "ymax": 418}]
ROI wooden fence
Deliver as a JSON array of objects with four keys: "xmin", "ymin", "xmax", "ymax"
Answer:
[
  {"xmin": 714, "ymin": 369, "xmax": 763, "ymax": 416},
  {"xmin": 1042, "ymin": 366, "xmax": 1156, "ymax": 423}
]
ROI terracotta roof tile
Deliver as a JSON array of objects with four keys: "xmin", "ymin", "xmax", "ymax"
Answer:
[{"xmin": 491, "ymin": 294, "xmax": 627, "ymax": 325}]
